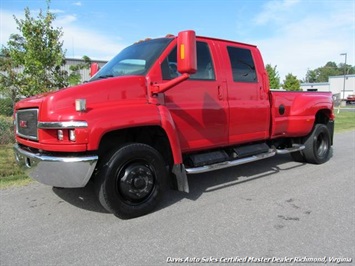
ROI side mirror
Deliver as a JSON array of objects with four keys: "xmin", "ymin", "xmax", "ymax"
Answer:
[
  {"xmin": 177, "ymin": 30, "xmax": 197, "ymax": 74},
  {"xmin": 150, "ymin": 30, "xmax": 197, "ymax": 94},
  {"xmin": 90, "ymin": 63, "xmax": 99, "ymax": 77}
]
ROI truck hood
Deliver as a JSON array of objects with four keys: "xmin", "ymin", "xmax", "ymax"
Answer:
[{"xmin": 15, "ymin": 76, "xmax": 148, "ymax": 120}]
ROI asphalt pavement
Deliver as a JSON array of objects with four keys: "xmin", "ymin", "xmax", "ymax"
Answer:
[{"xmin": 1, "ymin": 130, "xmax": 354, "ymax": 266}]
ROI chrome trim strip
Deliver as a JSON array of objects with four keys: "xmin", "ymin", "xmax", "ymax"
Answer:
[
  {"xmin": 17, "ymin": 132, "xmax": 38, "ymax": 141},
  {"xmin": 185, "ymin": 149, "xmax": 276, "ymax": 174},
  {"xmin": 38, "ymin": 121, "xmax": 88, "ymax": 129},
  {"xmin": 14, "ymin": 143, "xmax": 98, "ymax": 188}
]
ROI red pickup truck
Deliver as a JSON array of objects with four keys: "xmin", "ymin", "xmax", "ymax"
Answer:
[{"xmin": 14, "ymin": 30, "xmax": 334, "ymax": 218}]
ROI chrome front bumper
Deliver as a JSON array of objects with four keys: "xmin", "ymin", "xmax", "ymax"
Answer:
[{"xmin": 14, "ymin": 143, "xmax": 98, "ymax": 188}]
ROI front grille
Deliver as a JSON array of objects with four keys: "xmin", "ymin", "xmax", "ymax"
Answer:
[{"xmin": 16, "ymin": 109, "xmax": 38, "ymax": 140}]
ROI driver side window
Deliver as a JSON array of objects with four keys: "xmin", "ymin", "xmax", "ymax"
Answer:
[{"xmin": 161, "ymin": 41, "xmax": 215, "ymax": 80}]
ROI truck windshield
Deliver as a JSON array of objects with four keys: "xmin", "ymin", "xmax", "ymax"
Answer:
[{"xmin": 90, "ymin": 38, "xmax": 172, "ymax": 81}]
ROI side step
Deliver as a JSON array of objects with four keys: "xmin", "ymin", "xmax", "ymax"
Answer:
[
  {"xmin": 276, "ymin": 144, "xmax": 305, "ymax": 154},
  {"xmin": 185, "ymin": 149, "xmax": 276, "ymax": 174}
]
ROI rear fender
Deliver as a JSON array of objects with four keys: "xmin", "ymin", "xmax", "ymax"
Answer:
[{"xmin": 271, "ymin": 92, "xmax": 334, "ymax": 138}]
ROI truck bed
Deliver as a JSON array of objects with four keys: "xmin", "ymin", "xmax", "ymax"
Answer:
[{"xmin": 270, "ymin": 91, "xmax": 333, "ymax": 138}]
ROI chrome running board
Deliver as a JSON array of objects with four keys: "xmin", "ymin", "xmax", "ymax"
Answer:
[{"xmin": 185, "ymin": 149, "xmax": 276, "ymax": 174}]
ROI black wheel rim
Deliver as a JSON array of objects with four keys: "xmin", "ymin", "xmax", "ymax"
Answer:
[
  {"xmin": 116, "ymin": 160, "xmax": 156, "ymax": 204},
  {"xmin": 315, "ymin": 132, "xmax": 328, "ymax": 159}
]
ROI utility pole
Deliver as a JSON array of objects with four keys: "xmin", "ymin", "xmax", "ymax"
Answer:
[{"xmin": 340, "ymin": 53, "xmax": 347, "ymax": 101}]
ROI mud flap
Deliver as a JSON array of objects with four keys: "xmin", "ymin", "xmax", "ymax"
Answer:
[
  {"xmin": 172, "ymin": 164, "xmax": 189, "ymax": 193},
  {"xmin": 327, "ymin": 120, "xmax": 334, "ymax": 145}
]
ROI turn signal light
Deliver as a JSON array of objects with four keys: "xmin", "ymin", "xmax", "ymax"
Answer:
[
  {"xmin": 69, "ymin": 130, "xmax": 76, "ymax": 142},
  {"xmin": 57, "ymin": 130, "xmax": 64, "ymax": 141}
]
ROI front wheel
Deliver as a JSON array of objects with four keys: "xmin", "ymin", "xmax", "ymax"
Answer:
[
  {"xmin": 302, "ymin": 124, "xmax": 331, "ymax": 164},
  {"xmin": 95, "ymin": 143, "xmax": 167, "ymax": 219}
]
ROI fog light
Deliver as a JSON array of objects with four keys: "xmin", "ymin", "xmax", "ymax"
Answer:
[
  {"xmin": 57, "ymin": 130, "xmax": 64, "ymax": 141},
  {"xmin": 69, "ymin": 129, "xmax": 76, "ymax": 142},
  {"xmin": 75, "ymin": 99, "xmax": 86, "ymax": 112}
]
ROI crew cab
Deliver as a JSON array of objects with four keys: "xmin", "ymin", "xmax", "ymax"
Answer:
[{"xmin": 13, "ymin": 30, "xmax": 334, "ymax": 218}]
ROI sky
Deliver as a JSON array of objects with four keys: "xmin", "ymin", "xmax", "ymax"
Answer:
[{"xmin": 0, "ymin": 0, "xmax": 354, "ymax": 80}]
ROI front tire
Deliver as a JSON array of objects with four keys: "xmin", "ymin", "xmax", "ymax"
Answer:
[{"xmin": 95, "ymin": 143, "xmax": 167, "ymax": 219}]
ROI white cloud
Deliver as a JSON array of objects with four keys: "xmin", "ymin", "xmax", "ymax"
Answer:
[
  {"xmin": 0, "ymin": 10, "xmax": 21, "ymax": 45},
  {"xmin": 254, "ymin": 0, "xmax": 301, "ymax": 25},
  {"xmin": 49, "ymin": 9, "xmax": 65, "ymax": 14},
  {"xmin": 54, "ymin": 13, "xmax": 126, "ymax": 60},
  {"xmin": 56, "ymin": 14, "xmax": 77, "ymax": 25},
  {"xmin": 27, "ymin": 8, "xmax": 64, "ymax": 15},
  {"xmin": 73, "ymin": 2, "xmax": 82, "ymax": 7},
  {"xmin": 251, "ymin": 1, "xmax": 354, "ymax": 80},
  {"xmin": 59, "ymin": 23, "xmax": 126, "ymax": 60},
  {"xmin": 0, "ymin": 9, "xmax": 126, "ymax": 60}
]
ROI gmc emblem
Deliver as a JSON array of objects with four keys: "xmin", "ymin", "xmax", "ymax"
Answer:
[{"xmin": 19, "ymin": 120, "xmax": 28, "ymax": 128}]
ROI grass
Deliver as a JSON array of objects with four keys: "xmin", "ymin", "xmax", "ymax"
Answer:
[
  {"xmin": 0, "ymin": 111, "xmax": 354, "ymax": 189},
  {"xmin": 334, "ymin": 110, "xmax": 355, "ymax": 132},
  {"xmin": 0, "ymin": 174, "xmax": 33, "ymax": 188},
  {"xmin": 0, "ymin": 144, "xmax": 31, "ymax": 188}
]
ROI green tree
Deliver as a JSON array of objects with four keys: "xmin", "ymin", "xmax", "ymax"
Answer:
[
  {"xmin": 304, "ymin": 69, "xmax": 317, "ymax": 83},
  {"xmin": 0, "ymin": 48, "xmax": 23, "ymax": 109},
  {"xmin": 283, "ymin": 73, "xmax": 301, "ymax": 91},
  {"xmin": 304, "ymin": 61, "xmax": 355, "ymax": 83},
  {"xmin": 0, "ymin": 0, "xmax": 68, "ymax": 98},
  {"xmin": 316, "ymin": 62, "xmax": 339, "ymax": 82},
  {"xmin": 68, "ymin": 56, "xmax": 91, "ymax": 86},
  {"xmin": 339, "ymin": 63, "xmax": 355, "ymax": 76},
  {"xmin": 266, "ymin": 64, "xmax": 281, "ymax": 89}
]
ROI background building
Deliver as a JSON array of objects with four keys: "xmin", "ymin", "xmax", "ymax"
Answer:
[
  {"xmin": 301, "ymin": 74, "xmax": 355, "ymax": 100},
  {"xmin": 65, "ymin": 58, "xmax": 107, "ymax": 83}
]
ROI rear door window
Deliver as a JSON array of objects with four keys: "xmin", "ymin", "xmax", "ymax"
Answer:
[{"xmin": 227, "ymin": 46, "xmax": 257, "ymax": 83}]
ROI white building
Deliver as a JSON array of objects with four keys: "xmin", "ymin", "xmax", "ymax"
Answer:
[{"xmin": 301, "ymin": 74, "xmax": 355, "ymax": 100}]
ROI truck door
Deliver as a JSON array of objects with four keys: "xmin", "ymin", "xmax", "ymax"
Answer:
[
  {"xmin": 220, "ymin": 44, "xmax": 270, "ymax": 144},
  {"xmin": 161, "ymin": 41, "xmax": 228, "ymax": 152}
]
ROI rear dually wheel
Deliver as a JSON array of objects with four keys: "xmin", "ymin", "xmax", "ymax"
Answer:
[
  {"xmin": 303, "ymin": 124, "xmax": 331, "ymax": 164},
  {"xmin": 292, "ymin": 124, "xmax": 331, "ymax": 164}
]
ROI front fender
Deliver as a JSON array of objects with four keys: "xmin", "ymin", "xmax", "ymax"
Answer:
[
  {"xmin": 157, "ymin": 104, "xmax": 188, "ymax": 192},
  {"xmin": 87, "ymin": 103, "xmax": 183, "ymax": 165},
  {"xmin": 87, "ymin": 103, "xmax": 161, "ymax": 150},
  {"xmin": 87, "ymin": 103, "xmax": 188, "ymax": 192},
  {"xmin": 156, "ymin": 105, "xmax": 183, "ymax": 165}
]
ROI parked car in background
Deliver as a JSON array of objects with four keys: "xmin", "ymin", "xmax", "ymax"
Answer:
[{"xmin": 346, "ymin": 95, "xmax": 355, "ymax": 104}]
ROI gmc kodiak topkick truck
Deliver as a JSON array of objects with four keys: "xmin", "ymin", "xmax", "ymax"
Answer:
[{"xmin": 14, "ymin": 31, "xmax": 334, "ymax": 218}]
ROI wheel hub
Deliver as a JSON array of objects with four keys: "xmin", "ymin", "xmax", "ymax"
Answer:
[
  {"xmin": 118, "ymin": 163, "xmax": 155, "ymax": 201},
  {"xmin": 133, "ymin": 177, "xmax": 146, "ymax": 189},
  {"xmin": 316, "ymin": 133, "xmax": 328, "ymax": 157}
]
